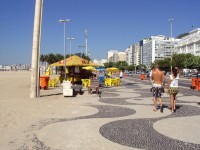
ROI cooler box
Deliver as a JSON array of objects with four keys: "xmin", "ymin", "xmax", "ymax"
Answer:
[
  {"xmin": 63, "ymin": 80, "xmax": 73, "ymax": 96},
  {"xmin": 63, "ymin": 80, "xmax": 71, "ymax": 89},
  {"xmin": 63, "ymin": 89, "xmax": 73, "ymax": 96}
]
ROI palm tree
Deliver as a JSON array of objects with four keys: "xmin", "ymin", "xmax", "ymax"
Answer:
[
  {"xmin": 55, "ymin": 54, "xmax": 64, "ymax": 62},
  {"xmin": 40, "ymin": 54, "xmax": 46, "ymax": 66}
]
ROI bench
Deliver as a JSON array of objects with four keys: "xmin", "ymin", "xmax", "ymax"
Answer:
[{"xmin": 88, "ymin": 78, "xmax": 100, "ymax": 94}]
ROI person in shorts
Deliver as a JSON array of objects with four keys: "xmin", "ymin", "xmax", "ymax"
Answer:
[
  {"xmin": 151, "ymin": 64, "xmax": 164, "ymax": 112},
  {"xmin": 166, "ymin": 67, "xmax": 181, "ymax": 112}
]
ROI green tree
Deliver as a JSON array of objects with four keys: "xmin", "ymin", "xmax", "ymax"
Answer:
[
  {"xmin": 45, "ymin": 53, "xmax": 57, "ymax": 65},
  {"xmin": 187, "ymin": 56, "xmax": 200, "ymax": 69},
  {"xmin": 104, "ymin": 62, "xmax": 115, "ymax": 68},
  {"xmin": 126, "ymin": 65, "xmax": 135, "ymax": 71},
  {"xmin": 81, "ymin": 53, "xmax": 91, "ymax": 61},
  {"xmin": 137, "ymin": 64, "xmax": 146, "ymax": 71},
  {"xmin": 55, "ymin": 54, "xmax": 64, "ymax": 62},
  {"xmin": 115, "ymin": 61, "xmax": 128, "ymax": 70},
  {"xmin": 152, "ymin": 53, "xmax": 200, "ymax": 71},
  {"xmin": 172, "ymin": 53, "xmax": 193, "ymax": 68},
  {"xmin": 40, "ymin": 54, "xmax": 46, "ymax": 65},
  {"xmin": 152, "ymin": 58, "xmax": 171, "ymax": 71}
]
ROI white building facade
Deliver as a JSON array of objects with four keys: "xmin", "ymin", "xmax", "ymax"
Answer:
[
  {"xmin": 113, "ymin": 52, "xmax": 126, "ymax": 62},
  {"xmin": 107, "ymin": 50, "xmax": 118, "ymax": 62},
  {"xmin": 125, "ymin": 46, "xmax": 133, "ymax": 65},
  {"xmin": 139, "ymin": 38, "xmax": 151, "ymax": 65},
  {"xmin": 93, "ymin": 59, "xmax": 107, "ymax": 66},
  {"xmin": 132, "ymin": 43, "xmax": 140, "ymax": 66},
  {"xmin": 143, "ymin": 35, "xmax": 180, "ymax": 68},
  {"xmin": 178, "ymin": 28, "xmax": 200, "ymax": 56}
]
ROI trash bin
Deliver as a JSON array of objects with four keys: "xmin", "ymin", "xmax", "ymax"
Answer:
[
  {"xmin": 191, "ymin": 73, "xmax": 200, "ymax": 90},
  {"xmin": 191, "ymin": 78, "xmax": 197, "ymax": 89},
  {"xmin": 196, "ymin": 78, "xmax": 200, "ymax": 91},
  {"xmin": 40, "ymin": 76, "xmax": 50, "ymax": 90},
  {"xmin": 123, "ymin": 73, "xmax": 126, "ymax": 78},
  {"xmin": 140, "ymin": 74, "xmax": 145, "ymax": 80}
]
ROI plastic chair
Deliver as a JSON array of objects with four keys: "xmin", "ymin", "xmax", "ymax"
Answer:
[
  {"xmin": 48, "ymin": 78, "xmax": 57, "ymax": 88},
  {"xmin": 81, "ymin": 79, "xmax": 87, "ymax": 87},
  {"xmin": 116, "ymin": 78, "xmax": 120, "ymax": 86},
  {"xmin": 105, "ymin": 78, "xmax": 112, "ymax": 86},
  {"xmin": 111, "ymin": 78, "xmax": 118, "ymax": 86}
]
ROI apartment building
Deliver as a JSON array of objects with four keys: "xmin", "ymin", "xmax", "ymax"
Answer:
[
  {"xmin": 142, "ymin": 35, "xmax": 180, "ymax": 68},
  {"xmin": 107, "ymin": 50, "xmax": 118, "ymax": 62},
  {"xmin": 125, "ymin": 46, "xmax": 133, "ymax": 65},
  {"xmin": 93, "ymin": 59, "xmax": 107, "ymax": 66},
  {"xmin": 132, "ymin": 43, "xmax": 140, "ymax": 66},
  {"xmin": 178, "ymin": 28, "xmax": 200, "ymax": 56},
  {"xmin": 113, "ymin": 52, "xmax": 126, "ymax": 62},
  {"xmin": 139, "ymin": 38, "xmax": 151, "ymax": 64},
  {"xmin": 107, "ymin": 50, "xmax": 126, "ymax": 63}
]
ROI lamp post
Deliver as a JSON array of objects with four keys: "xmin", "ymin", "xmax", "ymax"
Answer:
[
  {"xmin": 134, "ymin": 64, "xmax": 137, "ymax": 75},
  {"xmin": 67, "ymin": 37, "xmax": 75, "ymax": 57},
  {"xmin": 85, "ymin": 29, "xmax": 88, "ymax": 56},
  {"xmin": 59, "ymin": 19, "xmax": 70, "ymax": 80},
  {"xmin": 169, "ymin": 18, "xmax": 174, "ymax": 72}
]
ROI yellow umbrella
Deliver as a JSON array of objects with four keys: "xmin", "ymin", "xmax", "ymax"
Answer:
[
  {"xmin": 82, "ymin": 66, "xmax": 98, "ymax": 72},
  {"xmin": 106, "ymin": 67, "xmax": 119, "ymax": 73}
]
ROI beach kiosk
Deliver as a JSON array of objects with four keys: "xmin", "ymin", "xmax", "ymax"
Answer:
[{"xmin": 49, "ymin": 55, "xmax": 100, "ymax": 96}]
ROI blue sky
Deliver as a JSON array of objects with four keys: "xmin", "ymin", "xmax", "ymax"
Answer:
[{"xmin": 0, "ymin": 0, "xmax": 200, "ymax": 65}]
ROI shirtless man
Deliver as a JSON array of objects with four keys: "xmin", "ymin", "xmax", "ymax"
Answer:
[{"xmin": 151, "ymin": 64, "xmax": 164, "ymax": 112}]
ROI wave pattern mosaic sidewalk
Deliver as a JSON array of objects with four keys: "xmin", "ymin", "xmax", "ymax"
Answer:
[{"xmin": 1, "ymin": 72, "xmax": 200, "ymax": 150}]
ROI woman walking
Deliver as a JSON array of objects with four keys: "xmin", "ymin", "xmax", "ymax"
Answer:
[{"xmin": 166, "ymin": 67, "xmax": 181, "ymax": 112}]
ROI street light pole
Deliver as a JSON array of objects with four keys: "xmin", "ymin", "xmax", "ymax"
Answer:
[
  {"xmin": 59, "ymin": 19, "xmax": 70, "ymax": 80},
  {"xmin": 85, "ymin": 29, "xmax": 88, "ymax": 56},
  {"xmin": 169, "ymin": 18, "xmax": 174, "ymax": 38},
  {"xmin": 67, "ymin": 37, "xmax": 75, "ymax": 57},
  {"xmin": 169, "ymin": 18, "xmax": 174, "ymax": 72}
]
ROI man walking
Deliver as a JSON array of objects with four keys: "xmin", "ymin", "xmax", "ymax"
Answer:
[{"xmin": 151, "ymin": 64, "xmax": 164, "ymax": 112}]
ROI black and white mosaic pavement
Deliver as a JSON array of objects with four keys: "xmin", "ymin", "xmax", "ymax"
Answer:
[
  {"xmin": 12, "ymin": 77, "xmax": 200, "ymax": 149},
  {"xmin": 98, "ymin": 79, "xmax": 200, "ymax": 150},
  {"xmin": 99, "ymin": 118, "xmax": 200, "ymax": 150}
]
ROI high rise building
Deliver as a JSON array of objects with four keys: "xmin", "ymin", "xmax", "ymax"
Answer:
[
  {"xmin": 125, "ymin": 46, "xmax": 133, "ymax": 65},
  {"xmin": 178, "ymin": 28, "xmax": 200, "ymax": 56},
  {"xmin": 113, "ymin": 52, "xmax": 126, "ymax": 62},
  {"xmin": 132, "ymin": 43, "xmax": 140, "ymax": 66},
  {"xmin": 107, "ymin": 50, "xmax": 118, "ymax": 62},
  {"xmin": 142, "ymin": 35, "xmax": 180, "ymax": 68},
  {"xmin": 139, "ymin": 38, "xmax": 151, "ymax": 64}
]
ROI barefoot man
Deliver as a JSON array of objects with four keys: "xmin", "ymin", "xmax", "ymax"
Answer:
[{"xmin": 151, "ymin": 64, "xmax": 164, "ymax": 112}]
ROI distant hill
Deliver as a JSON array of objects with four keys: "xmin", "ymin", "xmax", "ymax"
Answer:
[{"xmin": 176, "ymin": 33, "xmax": 189, "ymax": 39}]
